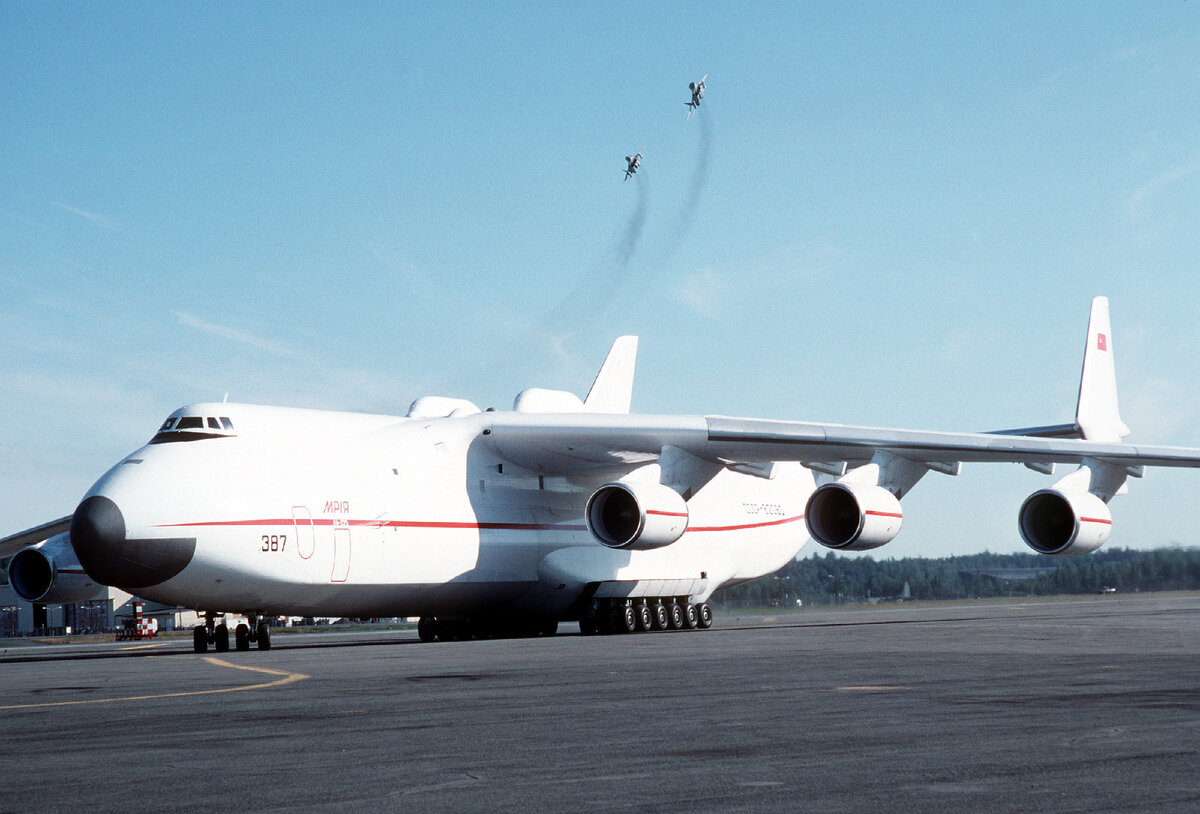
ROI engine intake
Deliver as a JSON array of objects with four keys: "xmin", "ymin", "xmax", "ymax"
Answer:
[
  {"xmin": 1018, "ymin": 488, "xmax": 1111, "ymax": 556},
  {"xmin": 585, "ymin": 482, "xmax": 688, "ymax": 550},
  {"xmin": 9, "ymin": 534, "xmax": 101, "ymax": 604},
  {"xmin": 805, "ymin": 482, "xmax": 903, "ymax": 551}
]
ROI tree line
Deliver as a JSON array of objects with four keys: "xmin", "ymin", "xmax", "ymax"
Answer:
[{"xmin": 712, "ymin": 547, "xmax": 1200, "ymax": 607}]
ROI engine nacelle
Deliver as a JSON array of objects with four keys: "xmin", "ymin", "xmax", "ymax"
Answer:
[
  {"xmin": 805, "ymin": 482, "xmax": 903, "ymax": 551},
  {"xmin": 585, "ymin": 482, "xmax": 688, "ymax": 550},
  {"xmin": 1018, "ymin": 488, "xmax": 1112, "ymax": 556},
  {"xmin": 8, "ymin": 534, "xmax": 101, "ymax": 604}
]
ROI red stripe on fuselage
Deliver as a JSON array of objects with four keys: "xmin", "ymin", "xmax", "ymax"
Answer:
[
  {"xmin": 156, "ymin": 514, "xmax": 807, "ymax": 534},
  {"xmin": 156, "ymin": 518, "xmax": 587, "ymax": 532}
]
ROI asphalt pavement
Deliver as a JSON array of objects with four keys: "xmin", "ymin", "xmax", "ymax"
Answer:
[{"xmin": 2, "ymin": 594, "xmax": 1198, "ymax": 813}]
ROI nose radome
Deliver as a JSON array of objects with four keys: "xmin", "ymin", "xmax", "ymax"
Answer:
[
  {"xmin": 70, "ymin": 495, "xmax": 196, "ymax": 590},
  {"xmin": 70, "ymin": 495, "xmax": 125, "ymax": 583}
]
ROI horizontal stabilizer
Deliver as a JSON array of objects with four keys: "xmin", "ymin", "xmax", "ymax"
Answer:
[{"xmin": 988, "ymin": 423, "xmax": 1082, "ymax": 440}]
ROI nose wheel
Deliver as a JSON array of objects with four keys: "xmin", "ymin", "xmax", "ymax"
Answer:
[
  {"xmin": 194, "ymin": 612, "xmax": 271, "ymax": 652},
  {"xmin": 192, "ymin": 613, "xmax": 227, "ymax": 653}
]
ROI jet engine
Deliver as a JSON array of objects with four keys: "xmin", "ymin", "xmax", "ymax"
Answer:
[
  {"xmin": 1018, "ymin": 488, "xmax": 1111, "ymax": 556},
  {"xmin": 8, "ymin": 534, "xmax": 101, "ymax": 604},
  {"xmin": 805, "ymin": 482, "xmax": 903, "ymax": 551},
  {"xmin": 585, "ymin": 481, "xmax": 688, "ymax": 550}
]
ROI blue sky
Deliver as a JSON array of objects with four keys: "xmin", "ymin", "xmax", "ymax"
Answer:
[{"xmin": 3, "ymin": 2, "xmax": 1199, "ymax": 557}]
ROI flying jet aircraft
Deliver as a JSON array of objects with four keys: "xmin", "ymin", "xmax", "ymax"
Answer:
[
  {"xmin": 686, "ymin": 74, "xmax": 706, "ymax": 118},
  {"xmin": 623, "ymin": 149, "xmax": 642, "ymax": 182},
  {"xmin": 4, "ymin": 298, "xmax": 1200, "ymax": 652}
]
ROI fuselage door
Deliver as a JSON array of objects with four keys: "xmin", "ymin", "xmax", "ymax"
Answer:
[
  {"xmin": 292, "ymin": 506, "xmax": 316, "ymax": 560},
  {"xmin": 331, "ymin": 527, "xmax": 351, "ymax": 583}
]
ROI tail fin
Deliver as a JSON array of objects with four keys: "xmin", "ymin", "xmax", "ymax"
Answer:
[
  {"xmin": 584, "ymin": 336, "xmax": 638, "ymax": 413},
  {"xmin": 1075, "ymin": 296, "xmax": 1130, "ymax": 442}
]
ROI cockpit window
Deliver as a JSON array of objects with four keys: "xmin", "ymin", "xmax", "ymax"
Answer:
[{"xmin": 150, "ymin": 414, "xmax": 237, "ymax": 444}]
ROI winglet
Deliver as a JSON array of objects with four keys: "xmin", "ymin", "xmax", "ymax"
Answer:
[
  {"xmin": 1075, "ymin": 296, "xmax": 1131, "ymax": 442},
  {"xmin": 584, "ymin": 336, "xmax": 638, "ymax": 413}
]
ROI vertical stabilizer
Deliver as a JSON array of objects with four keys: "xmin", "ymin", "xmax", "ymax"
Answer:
[
  {"xmin": 1075, "ymin": 297, "xmax": 1130, "ymax": 442},
  {"xmin": 584, "ymin": 336, "xmax": 638, "ymax": 413}
]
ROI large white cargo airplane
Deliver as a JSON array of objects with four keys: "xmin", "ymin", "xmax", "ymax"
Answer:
[{"xmin": 4, "ymin": 298, "xmax": 1200, "ymax": 652}]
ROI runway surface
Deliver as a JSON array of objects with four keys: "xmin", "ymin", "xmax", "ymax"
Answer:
[{"xmin": 2, "ymin": 594, "xmax": 1198, "ymax": 813}]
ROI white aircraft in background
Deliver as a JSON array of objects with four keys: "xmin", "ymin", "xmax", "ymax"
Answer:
[{"xmin": 4, "ymin": 298, "xmax": 1200, "ymax": 653}]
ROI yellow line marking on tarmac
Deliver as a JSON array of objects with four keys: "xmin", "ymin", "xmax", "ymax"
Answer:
[
  {"xmin": 835, "ymin": 685, "xmax": 910, "ymax": 692},
  {"xmin": 118, "ymin": 642, "xmax": 169, "ymax": 651},
  {"xmin": 0, "ymin": 657, "xmax": 309, "ymax": 711}
]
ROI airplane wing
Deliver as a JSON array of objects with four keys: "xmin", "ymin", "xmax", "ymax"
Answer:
[
  {"xmin": 1, "ymin": 516, "xmax": 72, "ymax": 558},
  {"xmin": 482, "ymin": 412, "xmax": 1200, "ymax": 474},
  {"xmin": 703, "ymin": 416, "xmax": 1200, "ymax": 469},
  {"xmin": 486, "ymin": 297, "xmax": 1200, "ymax": 477}
]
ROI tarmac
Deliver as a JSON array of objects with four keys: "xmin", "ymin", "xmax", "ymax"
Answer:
[{"xmin": 1, "ymin": 594, "xmax": 1198, "ymax": 813}]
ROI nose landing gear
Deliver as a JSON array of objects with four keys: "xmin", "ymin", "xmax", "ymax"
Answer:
[{"xmin": 193, "ymin": 612, "xmax": 271, "ymax": 653}]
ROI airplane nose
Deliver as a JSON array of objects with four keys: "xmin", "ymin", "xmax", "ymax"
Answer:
[{"xmin": 70, "ymin": 495, "xmax": 196, "ymax": 590}]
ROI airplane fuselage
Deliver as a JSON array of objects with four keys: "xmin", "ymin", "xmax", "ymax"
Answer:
[{"xmin": 73, "ymin": 402, "xmax": 814, "ymax": 622}]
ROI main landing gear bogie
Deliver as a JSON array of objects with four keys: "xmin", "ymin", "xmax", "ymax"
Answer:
[
  {"xmin": 578, "ymin": 598, "xmax": 714, "ymax": 636},
  {"xmin": 193, "ymin": 613, "xmax": 271, "ymax": 653}
]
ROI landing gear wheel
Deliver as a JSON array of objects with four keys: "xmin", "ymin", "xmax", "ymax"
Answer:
[
  {"xmin": 684, "ymin": 604, "xmax": 699, "ymax": 629},
  {"xmin": 235, "ymin": 623, "xmax": 251, "ymax": 651},
  {"xmin": 256, "ymin": 621, "xmax": 271, "ymax": 650},
  {"xmin": 193, "ymin": 625, "xmax": 208, "ymax": 653},
  {"xmin": 539, "ymin": 619, "xmax": 558, "ymax": 637},
  {"xmin": 214, "ymin": 623, "xmax": 230, "ymax": 652},
  {"xmin": 697, "ymin": 603, "xmax": 713, "ymax": 629},
  {"xmin": 668, "ymin": 603, "xmax": 684, "ymax": 630},
  {"xmin": 636, "ymin": 604, "xmax": 654, "ymax": 632},
  {"xmin": 620, "ymin": 605, "xmax": 638, "ymax": 633},
  {"xmin": 579, "ymin": 618, "xmax": 597, "ymax": 635},
  {"xmin": 417, "ymin": 616, "xmax": 436, "ymax": 642},
  {"xmin": 652, "ymin": 604, "xmax": 669, "ymax": 630}
]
